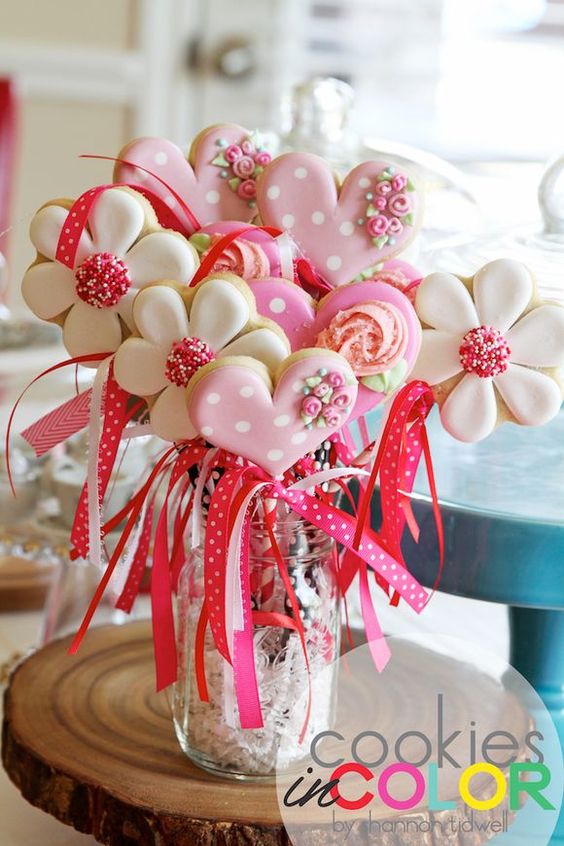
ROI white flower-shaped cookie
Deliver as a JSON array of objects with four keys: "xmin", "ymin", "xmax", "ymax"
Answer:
[
  {"xmin": 22, "ymin": 188, "xmax": 198, "ymax": 361},
  {"xmin": 114, "ymin": 274, "xmax": 291, "ymax": 441},
  {"xmin": 412, "ymin": 259, "xmax": 564, "ymax": 442}
]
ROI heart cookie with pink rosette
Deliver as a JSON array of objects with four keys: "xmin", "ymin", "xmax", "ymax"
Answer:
[
  {"xmin": 248, "ymin": 278, "xmax": 421, "ymax": 419},
  {"xmin": 187, "ymin": 350, "xmax": 358, "ymax": 476},
  {"xmin": 114, "ymin": 124, "xmax": 273, "ymax": 232},
  {"xmin": 256, "ymin": 153, "xmax": 421, "ymax": 287}
]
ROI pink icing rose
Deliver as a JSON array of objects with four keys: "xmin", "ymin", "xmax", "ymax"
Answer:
[
  {"xmin": 322, "ymin": 407, "xmax": 342, "ymax": 427},
  {"xmin": 302, "ymin": 395, "xmax": 323, "ymax": 417},
  {"xmin": 330, "ymin": 387, "xmax": 354, "ymax": 409},
  {"xmin": 225, "ymin": 144, "xmax": 242, "ymax": 163},
  {"xmin": 233, "ymin": 155, "xmax": 256, "ymax": 179},
  {"xmin": 203, "ymin": 235, "xmax": 270, "ymax": 279},
  {"xmin": 315, "ymin": 301, "xmax": 408, "ymax": 376},
  {"xmin": 376, "ymin": 181, "xmax": 392, "ymax": 196},
  {"xmin": 313, "ymin": 382, "xmax": 331, "ymax": 398},
  {"xmin": 370, "ymin": 267, "xmax": 421, "ymax": 305},
  {"xmin": 391, "ymin": 173, "xmax": 408, "ymax": 192},
  {"xmin": 367, "ymin": 215, "xmax": 390, "ymax": 237},
  {"xmin": 255, "ymin": 151, "xmax": 271, "ymax": 166},
  {"xmin": 387, "ymin": 217, "xmax": 404, "ymax": 235},
  {"xmin": 326, "ymin": 371, "xmax": 345, "ymax": 387},
  {"xmin": 237, "ymin": 179, "xmax": 257, "ymax": 200},
  {"xmin": 387, "ymin": 193, "xmax": 411, "ymax": 216},
  {"xmin": 241, "ymin": 138, "xmax": 256, "ymax": 156},
  {"xmin": 375, "ymin": 196, "xmax": 387, "ymax": 210}
]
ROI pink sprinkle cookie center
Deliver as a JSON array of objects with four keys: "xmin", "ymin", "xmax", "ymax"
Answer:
[
  {"xmin": 165, "ymin": 336, "xmax": 215, "ymax": 386},
  {"xmin": 459, "ymin": 326, "xmax": 511, "ymax": 378},
  {"xmin": 75, "ymin": 252, "xmax": 131, "ymax": 308}
]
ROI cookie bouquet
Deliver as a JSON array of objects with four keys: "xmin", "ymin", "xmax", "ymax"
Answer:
[{"xmin": 11, "ymin": 123, "xmax": 564, "ymax": 778}]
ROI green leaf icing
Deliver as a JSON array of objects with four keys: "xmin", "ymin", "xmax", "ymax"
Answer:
[{"xmin": 189, "ymin": 233, "xmax": 211, "ymax": 253}]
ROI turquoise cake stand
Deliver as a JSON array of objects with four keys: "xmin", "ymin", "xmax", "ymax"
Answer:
[{"xmin": 374, "ymin": 405, "xmax": 564, "ymax": 842}]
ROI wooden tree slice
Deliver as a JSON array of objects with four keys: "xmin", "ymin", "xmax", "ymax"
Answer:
[{"xmin": 2, "ymin": 622, "xmax": 531, "ymax": 846}]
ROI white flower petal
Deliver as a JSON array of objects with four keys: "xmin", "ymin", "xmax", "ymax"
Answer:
[
  {"xmin": 219, "ymin": 328, "xmax": 290, "ymax": 371},
  {"xmin": 21, "ymin": 262, "xmax": 77, "ymax": 319},
  {"xmin": 506, "ymin": 305, "xmax": 564, "ymax": 367},
  {"xmin": 89, "ymin": 189, "xmax": 144, "ymax": 256},
  {"xmin": 126, "ymin": 232, "xmax": 198, "ymax": 287},
  {"xmin": 133, "ymin": 286, "xmax": 189, "ymax": 347},
  {"xmin": 190, "ymin": 277, "xmax": 250, "ymax": 350},
  {"xmin": 494, "ymin": 364, "xmax": 562, "ymax": 426},
  {"xmin": 473, "ymin": 259, "xmax": 533, "ymax": 332},
  {"xmin": 441, "ymin": 373, "xmax": 497, "ymax": 442},
  {"xmin": 116, "ymin": 289, "xmax": 136, "ymax": 331},
  {"xmin": 150, "ymin": 383, "xmax": 197, "ymax": 442},
  {"xmin": 411, "ymin": 330, "xmax": 462, "ymax": 385},
  {"xmin": 416, "ymin": 272, "xmax": 479, "ymax": 334},
  {"xmin": 114, "ymin": 337, "xmax": 168, "ymax": 396},
  {"xmin": 30, "ymin": 204, "xmax": 93, "ymax": 264},
  {"xmin": 62, "ymin": 302, "xmax": 122, "ymax": 361}
]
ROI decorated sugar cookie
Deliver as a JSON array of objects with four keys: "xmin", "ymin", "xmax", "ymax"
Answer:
[
  {"xmin": 22, "ymin": 187, "xmax": 198, "ymax": 362},
  {"xmin": 411, "ymin": 258, "xmax": 564, "ymax": 442},
  {"xmin": 187, "ymin": 350, "xmax": 358, "ymax": 476},
  {"xmin": 113, "ymin": 273, "xmax": 290, "ymax": 441},
  {"xmin": 194, "ymin": 220, "xmax": 294, "ymax": 280},
  {"xmin": 248, "ymin": 278, "xmax": 421, "ymax": 419},
  {"xmin": 256, "ymin": 153, "xmax": 422, "ymax": 287},
  {"xmin": 362, "ymin": 259, "xmax": 422, "ymax": 304},
  {"xmin": 114, "ymin": 124, "xmax": 273, "ymax": 232}
]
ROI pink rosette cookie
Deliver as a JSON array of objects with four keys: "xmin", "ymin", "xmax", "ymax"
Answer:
[
  {"xmin": 315, "ymin": 301, "xmax": 408, "ymax": 377},
  {"xmin": 113, "ymin": 273, "xmax": 290, "ymax": 441},
  {"xmin": 248, "ymin": 278, "xmax": 421, "ymax": 420},
  {"xmin": 411, "ymin": 258, "xmax": 564, "ymax": 442},
  {"xmin": 362, "ymin": 259, "xmax": 422, "ymax": 304},
  {"xmin": 195, "ymin": 220, "xmax": 295, "ymax": 280},
  {"xmin": 114, "ymin": 125, "xmax": 273, "ymax": 231},
  {"xmin": 256, "ymin": 153, "xmax": 421, "ymax": 287},
  {"xmin": 201, "ymin": 234, "xmax": 270, "ymax": 279},
  {"xmin": 21, "ymin": 187, "xmax": 198, "ymax": 362}
]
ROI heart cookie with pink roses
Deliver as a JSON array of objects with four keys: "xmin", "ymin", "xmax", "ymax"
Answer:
[
  {"xmin": 187, "ymin": 350, "xmax": 358, "ymax": 476},
  {"xmin": 249, "ymin": 278, "xmax": 422, "ymax": 419},
  {"xmin": 114, "ymin": 124, "xmax": 273, "ymax": 232},
  {"xmin": 256, "ymin": 153, "xmax": 421, "ymax": 288}
]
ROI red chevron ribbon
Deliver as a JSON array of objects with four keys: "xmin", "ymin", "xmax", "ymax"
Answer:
[{"xmin": 21, "ymin": 388, "xmax": 93, "ymax": 456}]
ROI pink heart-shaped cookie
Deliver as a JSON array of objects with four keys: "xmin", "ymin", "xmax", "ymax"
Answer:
[
  {"xmin": 188, "ymin": 351, "xmax": 358, "ymax": 476},
  {"xmin": 115, "ymin": 125, "xmax": 270, "ymax": 231},
  {"xmin": 256, "ymin": 153, "xmax": 421, "ymax": 287},
  {"xmin": 248, "ymin": 279, "xmax": 421, "ymax": 419}
]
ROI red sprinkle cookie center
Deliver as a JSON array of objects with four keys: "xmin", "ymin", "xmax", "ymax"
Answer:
[
  {"xmin": 459, "ymin": 326, "xmax": 511, "ymax": 378},
  {"xmin": 75, "ymin": 252, "xmax": 131, "ymax": 308},
  {"xmin": 165, "ymin": 337, "xmax": 215, "ymax": 387}
]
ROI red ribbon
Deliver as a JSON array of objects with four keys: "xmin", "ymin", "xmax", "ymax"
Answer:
[
  {"xmin": 4, "ymin": 352, "xmax": 112, "ymax": 497},
  {"xmin": 79, "ymin": 154, "xmax": 202, "ymax": 234},
  {"xmin": 294, "ymin": 257, "xmax": 333, "ymax": 297}
]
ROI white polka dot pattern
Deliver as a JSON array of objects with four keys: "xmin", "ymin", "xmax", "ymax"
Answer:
[
  {"xmin": 256, "ymin": 152, "xmax": 421, "ymax": 287},
  {"xmin": 188, "ymin": 354, "xmax": 358, "ymax": 476}
]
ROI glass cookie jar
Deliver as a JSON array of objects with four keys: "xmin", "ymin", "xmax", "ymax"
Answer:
[{"xmin": 172, "ymin": 516, "xmax": 340, "ymax": 780}]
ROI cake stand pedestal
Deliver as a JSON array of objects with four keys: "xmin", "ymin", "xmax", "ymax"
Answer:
[{"xmin": 398, "ymin": 407, "xmax": 564, "ymax": 844}]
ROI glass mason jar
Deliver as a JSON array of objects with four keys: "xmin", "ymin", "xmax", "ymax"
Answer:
[{"xmin": 172, "ymin": 517, "xmax": 341, "ymax": 779}]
